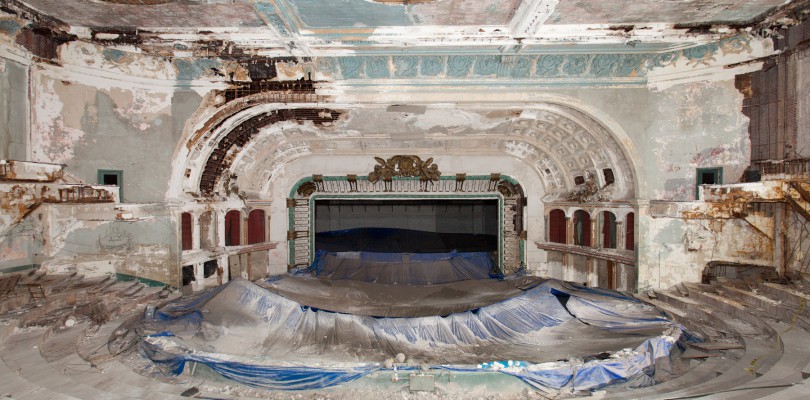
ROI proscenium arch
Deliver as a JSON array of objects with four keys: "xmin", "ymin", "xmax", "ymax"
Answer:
[
  {"xmin": 170, "ymin": 101, "xmax": 640, "ymax": 203},
  {"xmin": 289, "ymin": 176, "xmax": 510, "ymax": 270}
]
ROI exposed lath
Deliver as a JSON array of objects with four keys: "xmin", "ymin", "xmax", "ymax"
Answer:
[{"xmin": 198, "ymin": 108, "xmax": 342, "ymax": 195}]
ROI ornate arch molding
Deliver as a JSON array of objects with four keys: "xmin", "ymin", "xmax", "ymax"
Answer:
[
  {"xmin": 175, "ymin": 101, "xmax": 638, "ymax": 203},
  {"xmin": 508, "ymin": 103, "xmax": 637, "ymax": 200},
  {"xmin": 177, "ymin": 103, "xmax": 343, "ymax": 198}
]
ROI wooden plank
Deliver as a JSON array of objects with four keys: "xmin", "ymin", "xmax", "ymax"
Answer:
[
  {"xmin": 691, "ymin": 341, "xmax": 745, "ymax": 352},
  {"xmin": 681, "ymin": 348, "xmax": 720, "ymax": 359}
]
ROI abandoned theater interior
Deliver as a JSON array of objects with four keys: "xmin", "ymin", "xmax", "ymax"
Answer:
[{"xmin": 1, "ymin": 0, "xmax": 810, "ymax": 398}]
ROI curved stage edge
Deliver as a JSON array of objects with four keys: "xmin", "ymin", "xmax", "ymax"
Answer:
[{"xmin": 135, "ymin": 276, "xmax": 690, "ymax": 394}]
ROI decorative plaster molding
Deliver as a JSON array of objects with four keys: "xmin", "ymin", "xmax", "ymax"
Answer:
[{"xmin": 511, "ymin": 0, "xmax": 559, "ymax": 38}]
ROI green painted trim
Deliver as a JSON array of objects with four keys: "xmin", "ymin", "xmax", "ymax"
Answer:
[
  {"xmin": 97, "ymin": 169, "xmax": 124, "ymax": 202},
  {"xmin": 696, "ymin": 167, "xmax": 723, "ymax": 200},
  {"xmin": 519, "ymin": 237, "xmax": 525, "ymax": 268},
  {"xmin": 288, "ymin": 176, "xmax": 313, "ymax": 198},
  {"xmin": 0, "ymin": 264, "xmax": 40, "ymax": 274},
  {"xmin": 288, "ymin": 204, "xmax": 295, "ymax": 268},
  {"xmin": 115, "ymin": 273, "xmax": 168, "ymax": 287}
]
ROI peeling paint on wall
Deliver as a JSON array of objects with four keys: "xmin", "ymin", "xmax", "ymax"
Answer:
[
  {"xmin": 60, "ymin": 42, "xmax": 175, "ymax": 82},
  {"xmin": 647, "ymin": 80, "xmax": 750, "ymax": 201},
  {"xmin": 30, "ymin": 75, "xmax": 87, "ymax": 164}
]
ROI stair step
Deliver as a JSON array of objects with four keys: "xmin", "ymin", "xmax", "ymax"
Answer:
[
  {"xmin": 682, "ymin": 287, "xmax": 777, "ymax": 339},
  {"xmin": 654, "ymin": 289, "xmax": 703, "ymax": 310},
  {"xmin": 760, "ymin": 282, "xmax": 810, "ymax": 309},
  {"xmin": 602, "ymin": 356, "xmax": 731, "ymax": 399},
  {"xmin": 720, "ymin": 285, "xmax": 810, "ymax": 332},
  {"xmin": 642, "ymin": 337, "xmax": 781, "ymax": 399},
  {"xmin": 709, "ymin": 320, "xmax": 810, "ymax": 399},
  {"xmin": 690, "ymin": 341, "xmax": 745, "ymax": 351},
  {"xmin": 1, "ymin": 329, "xmax": 128, "ymax": 400}
]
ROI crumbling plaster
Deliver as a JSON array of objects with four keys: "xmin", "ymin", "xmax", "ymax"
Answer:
[
  {"xmin": 0, "ymin": 7, "xmax": 789, "ymax": 289},
  {"xmin": 40, "ymin": 203, "xmax": 179, "ymax": 284},
  {"xmin": 0, "ymin": 58, "xmax": 27, "ymax": 160},
  {"xmin": 28, "ymin": 68, "xmax": 191, "ymax": 203},
  {"xmin": 163, "ymin": 74, "xmax": 754, "ymax": 288},
  {"xmin": 637, "ymin": 212, "xmax": 774, "ymax": 291},
  {"xmin": 646, "ymin": 80, "xmax": 751, "ymax": 201},
  {"xmin": 171, "ymin": 98, "xmax": 641, "ymax": 202}
]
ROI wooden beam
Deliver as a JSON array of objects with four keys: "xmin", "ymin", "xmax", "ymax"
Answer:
[{"xmin": 535, "ymin": 242, "xmax": 636, "ymax": 266}]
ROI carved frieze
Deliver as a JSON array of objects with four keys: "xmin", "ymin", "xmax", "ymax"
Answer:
[{"xmin": 368, "ymin": 155, "xmax": 441, "ymax": 191}]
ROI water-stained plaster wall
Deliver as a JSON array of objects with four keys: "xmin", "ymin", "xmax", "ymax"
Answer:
[
  {"xmin": 637, "ymin": 212, "xmax": 773, "ymax": 291},
  {"xmin": 0, "ymin": 58, "xmax": 28, "ymax": 160},
  {"xmin": 29, "ymin": 72, "xmax": 180, "ymax": 203},
  {"xmin": 0, "ymin": 210, "xmax": 42, "ymax": 270},
  {"xmin": 40, "ymin": 204, "xmax": 179, "ymax": 284},
  {"xmin": 645, "ymin": 81, "xmax": 750, "ymax": 200},
  {"xmin": 531, "ymin": 80, "xmax": 749, "ymax": 202}
]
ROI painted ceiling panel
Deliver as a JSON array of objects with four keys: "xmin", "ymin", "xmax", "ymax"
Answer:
[
  {"xmin": 547, "ymin": 0, "xmax": 785, "ymax": 25},
  {"xmin": 282, "ymin": 0, "xmax": 520, "ymax": 28},
  {"xmin": 19, "ymin": 0, "xmax": 266, "ymax": 28}
]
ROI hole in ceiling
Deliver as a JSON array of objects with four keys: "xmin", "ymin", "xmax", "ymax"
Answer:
[{"xmin": 603, "ymin": 168, "xmax": 615, "ymax": 184}]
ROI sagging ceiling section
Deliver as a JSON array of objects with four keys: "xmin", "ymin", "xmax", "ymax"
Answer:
[{"xmin": 182, "ymin": 102, "xmax": 636, "ymax": 201}]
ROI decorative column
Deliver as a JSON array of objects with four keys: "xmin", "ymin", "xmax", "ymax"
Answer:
[
  {"xmin": 193, "ymin": 263, "xmax": 204, "ymax": 291},
  {"xmin": 192, "ymin": 213, "xmax": 201, "ymax": 250},
  {"xmin": 564, "ymin": 214, "xmax": 573, "ymax": 281},
  {"xmin": 615, "ymin": 219, "xmax": 625, "ymax": 291},
  {"xmin": 587, "ymin": 213, "xmax": 598, "ymax": 287}
]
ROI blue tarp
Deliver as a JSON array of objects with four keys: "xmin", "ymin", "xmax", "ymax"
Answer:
[
  {"xmin": 435, "ymin": 335, "xmax": 675, "ymax": 392},
  {"xmin": 140, "ymin": 278, "xmax": 683, "ymax": 392},
  {"xmin": 142, "ymin": 332, "xmax": 677, "ymax": 392},
  {"xmin": 140, "ymin": 332, "xmax": 378, "ymax": 390}
]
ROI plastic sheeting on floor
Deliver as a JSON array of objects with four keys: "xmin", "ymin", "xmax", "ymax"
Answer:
[
  {"xmin": 437, "ymin": 334, "xmax": 677, "ymax": 393},
  {"xmin": 259, "ymin": 274, "xmax": 545, "ymax": 317},
  {"xmin": 140, "ymin": 278, "xmax": 684, "ymax": 392},
  {"xmin": 141, "ymin": 332, "xmax": 677, "ymax": 392},
  {"xmin": 309, "ymin": 250, "xmax": 497, "ymax": 285},
  {"xmin": 141, "ymin": 332, "xmax": 378, "ymax": 391}
]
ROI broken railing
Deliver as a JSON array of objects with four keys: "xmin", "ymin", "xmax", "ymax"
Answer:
[
  {"xmin": 755, "ymin": 158, "xmax": 810, "ymax": 179},
  {"xmin": 534, "ymin": 241, "xmax": 636, "ymax": 266},
  {"xmin": 0, "ymin": 160, "xmax": 64, "ymax": 182}
]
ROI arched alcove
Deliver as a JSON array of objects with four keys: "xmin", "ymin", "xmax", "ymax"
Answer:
[{"xmin": 224, "ymin": 210, "xmax": 242, "ymax": 246}]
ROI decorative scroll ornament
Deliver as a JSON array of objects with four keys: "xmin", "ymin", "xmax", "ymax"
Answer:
[
  {"xmin": 296, "ymin": 181, "xmax": 317, "ymax": 197},
  {"xmin": 368, "ymin": 155, "xmax": 441, "ymax": 191},
  {"xmin": 567, "ymin": 170, "xmax": 612, "ymax": 203}
]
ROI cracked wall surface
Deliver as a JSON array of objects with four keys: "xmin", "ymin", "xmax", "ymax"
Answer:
[
  {"xmin": 0, "ymin": 59, "xmax": 27, "ymax": 160},
  {"xmin": 0, "ymin": 2, "xmax": 806, "ymax": 289}
]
